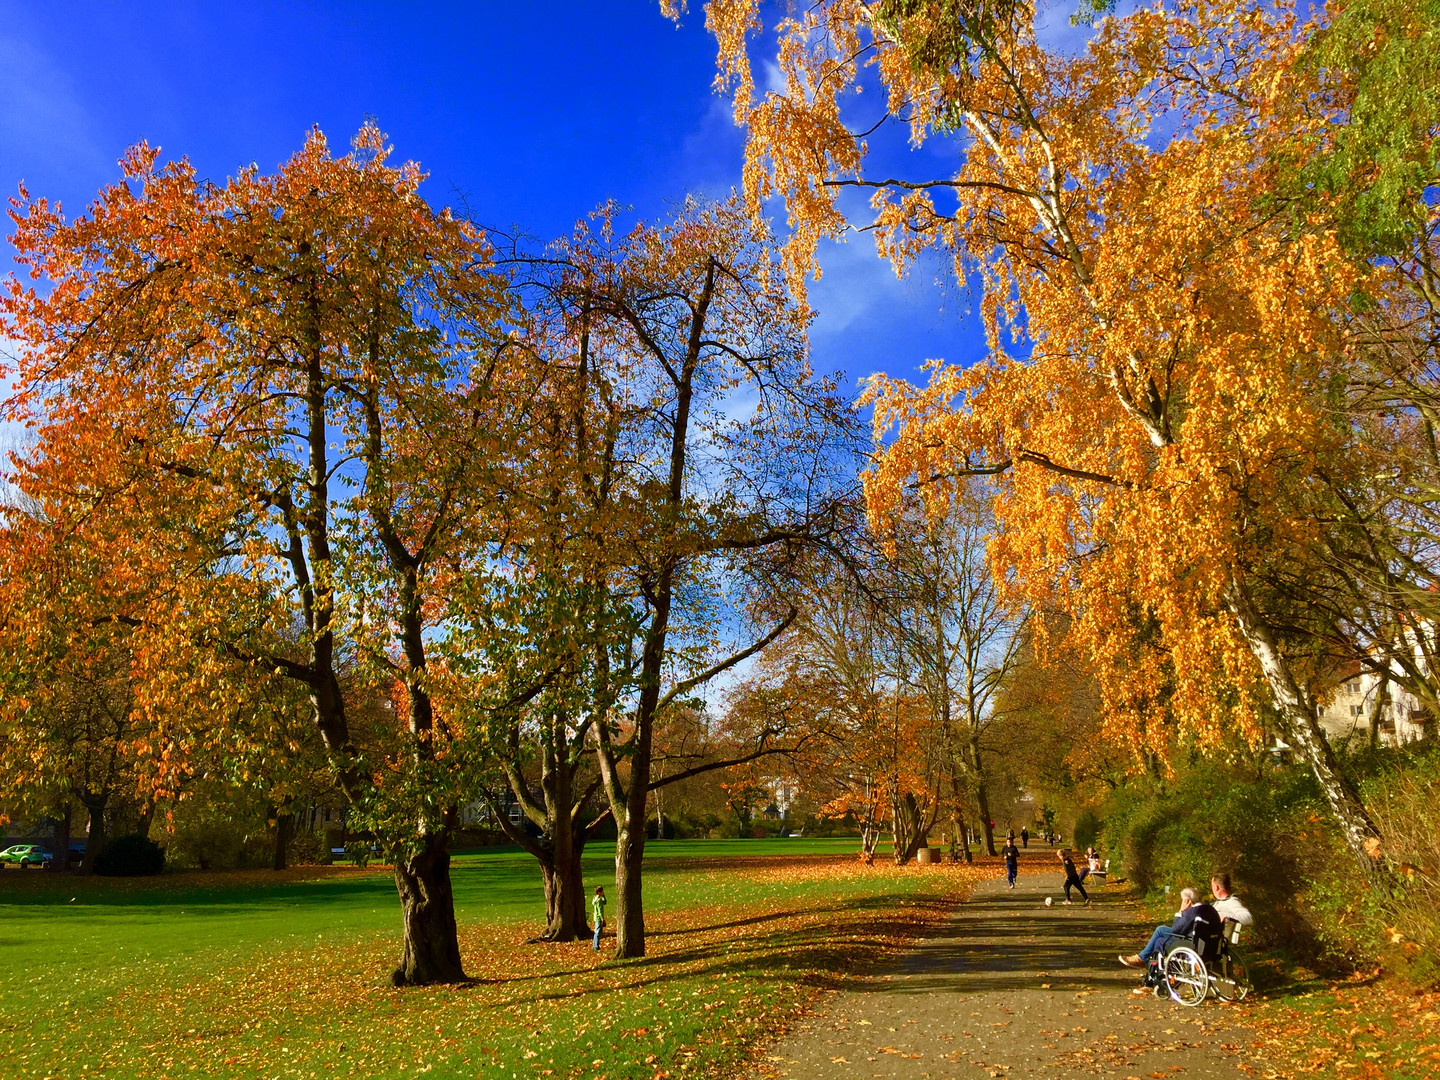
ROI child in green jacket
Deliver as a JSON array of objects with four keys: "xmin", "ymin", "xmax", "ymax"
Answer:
[{"xmin": 592, "ymin": 886, "xmax": 606, "ymax": 951}]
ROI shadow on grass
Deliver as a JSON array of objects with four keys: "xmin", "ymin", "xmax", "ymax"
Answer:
[{"xmin": 465, "ymin": 892, "xmax": 974, "ymax": 1007}]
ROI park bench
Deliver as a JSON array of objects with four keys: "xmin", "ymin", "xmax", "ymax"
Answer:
[{"xmin": 1089, "ymin": 859, "xmax": 1109, "ymax": 885}]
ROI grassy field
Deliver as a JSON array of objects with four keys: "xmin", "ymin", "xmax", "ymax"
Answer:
[{"xmin": 0, "ymin": 839, "xmax": 993, "ymax": 1080}]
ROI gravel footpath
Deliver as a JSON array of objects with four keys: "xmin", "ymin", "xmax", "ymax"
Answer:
[{"xmin": 753, "ymin": 853, "xmax": 1266, "ymax": 1080}]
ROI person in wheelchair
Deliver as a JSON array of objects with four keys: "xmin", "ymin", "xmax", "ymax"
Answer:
[{"xmin": 1118, "ymin": 886, "xmax": 1222, "ymax": 993}]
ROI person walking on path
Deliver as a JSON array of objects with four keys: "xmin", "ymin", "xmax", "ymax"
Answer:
[
  {"xmin": 1020, "ymin": 826, "xmax": 1029, "ymax": 849},
  {"xmin": 591, "ymin": 886, "xmax": 607, "ymax": 951},
  {"xmin": 1002, "ymin": 837, "xmax": 1020, "ymax": 888},
  {"xmin": 1059, "ymin": 849, "xmax": 1090, "ymax": 905}
]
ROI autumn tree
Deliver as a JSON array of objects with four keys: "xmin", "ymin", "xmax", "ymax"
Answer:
[
  {"xmin": 770, "ymin": 556, "xmax": 951, "ymax": 864},
  {"xmin": 889, "ymin": 488, "xmax": 1024, "ymax": 858},
  {"xmin": 989, "ymin": 612, "xmax": 1137, "ymax": 809},
  {"xmin": 523, "ymin": 198, "xmax": 854, "ymax": 957},
  {"xmin": 2, "ymin": 126, "xmax": 529, "ymax": 983},
  {"xmin": 690, "ymin": 0, "xmax": 1405, "ymax": 875},
  {"xmin": 443, "ymin": 570, "xmax": 620, "ymax": 943}
]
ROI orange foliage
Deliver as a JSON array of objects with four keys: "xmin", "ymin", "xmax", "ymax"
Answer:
[{"xmin": 694, "ymin": 0, "xmax": 1389, "ymax": 866}]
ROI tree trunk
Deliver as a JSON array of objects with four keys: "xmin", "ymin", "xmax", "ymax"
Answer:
[
  {"xmin": 955, "ymin": 808, "xmax": 974, "ymax": 863},
  {"xmin": 1228, "ymin": 579, "xmax": 1385, "ymax": 878},
  {"xmin": 538, "ymin": 836, "xmax": 589, "ymax": 942},
  {"xmin": 273, "ymin": 811, "xmax": 293, "ymax": 872},
  {"xmin": 52, "ymin": 804, "xmax": 71, "ymax": 873},
  {"xmin": 969, "ymin": 737, "xmax": 998, "ymax": 856},
  {"xmin": 891, "ymin": 791, "xmax": 930, "ymax": 865},
  {"xmin": 1370, "ymin": 673, "xmax": 1390, "ymax": 750},
  {"xmin": 80, "ymin": 791, "xmax": 106, "ymax": 873},
  {"xmin": 136, "ymin": 800, "xmax": 156, "ymax": 841},
  {"xmin": 392, "ymin": 836, "xmax": 466, "ymax": 986},
  {"xmin": 613, "ymin": 815, "xmax": 647, "ymax": 958},
  {"xmin": 860, "ymin": 812, "xmax": 880, "ymax": 863}
]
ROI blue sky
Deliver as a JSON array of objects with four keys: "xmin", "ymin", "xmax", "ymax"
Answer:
[{"xmin": 0, "ymin": 1, "xmax": 1011, "ymax": 397}]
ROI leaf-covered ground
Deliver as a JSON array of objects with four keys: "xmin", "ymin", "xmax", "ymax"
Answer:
[
  {"xmin": 0, "ymin": 840, "xmax": 997, "ymax": 1079},
  {"xmin": 1234, "ymin": 969, "xmax": 1439, "ymax": 1078},
  {"xmin": 1122, "ymin": 889, "xmax": 1436, "ymax": 1080}
]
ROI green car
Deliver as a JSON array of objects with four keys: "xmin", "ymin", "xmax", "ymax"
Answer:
[{"xmin": 0, "ymin": 844, "xmax": 54, "ymax": 869}]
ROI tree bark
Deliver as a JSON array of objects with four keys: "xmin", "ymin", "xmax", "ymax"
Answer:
[
  {"xmin": 955, "ymin": 808, "xmax": 974, "ymax": 864},
  {"xmin": 860, "ymin": 823, "xmax": 880, "ymax": 863},
  {"xmin": 613, "ymin": 814, "xmax": 647, "ymax": 957},
  {"xmin": 538, "ymin": 834, "xmax": 590, "ymax": 942},
  {"xmin": 1369, "ymin": 672, "xmax": 1391, "ymax": 750},
  {"xmin": 52, "ymin": 804, "xmax": 72, "ymax": 873},
  {"xmin": 1227, "ymin": 579, "xmax": 1385, "ymax": 879},
  {"xmin": 968, "ymin": 736, "xmax": 998, "ymax": 856},
  {"xmin": 392, "ymin": 836, "xmax": 466, "ymax": 986},
  {"xmin": 273, "ymin": 810, "xmax": 293, "ymax": 872},
  {"xmin": 80, "ymin": 791, "xmax": 106, "ymax": 873},
  {"xmin": 891, "ymin": 790, "xmax": 931, "ymax": 865}
]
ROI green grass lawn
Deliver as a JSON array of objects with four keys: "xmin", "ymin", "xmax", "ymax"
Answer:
[{"xmin": 0, "ymin": 839, "xmax": 983, "ymax": 1080}]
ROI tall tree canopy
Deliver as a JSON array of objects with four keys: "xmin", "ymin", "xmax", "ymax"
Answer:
[
  {"xmin": 687, "ymin": 0, "xmax": 1431, "ymax": 875},
  {"xmin": 2, "ymin": 124, "xmax": 531, "ymax": 983}
]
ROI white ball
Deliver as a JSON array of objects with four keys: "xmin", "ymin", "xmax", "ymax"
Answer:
[{"xmin": 1044, "ymin": 896, "xmax": 1053, "ymax": 906}]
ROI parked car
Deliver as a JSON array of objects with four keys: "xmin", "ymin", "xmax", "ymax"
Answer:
[{"xmin": 0, "ymin": 844, "xmax": 54, "ymax": 869}]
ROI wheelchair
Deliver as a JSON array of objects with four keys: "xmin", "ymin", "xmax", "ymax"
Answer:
[{"xmin": 1143, "ymin": 918, "xmax": 1251, "ymax": 1007}]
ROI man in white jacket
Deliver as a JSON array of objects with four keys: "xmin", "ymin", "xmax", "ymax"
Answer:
[{"xmin": 1210, "ymin": 873, "xmax": 1253, "ymax": 927}]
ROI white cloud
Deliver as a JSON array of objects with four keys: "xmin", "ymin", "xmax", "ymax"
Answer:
[
  {"xmin": 807, "ymin": 232, "xmax": 984, "ymax": 390},
  {"xmin": 670, "ymin": 95, "xmax": 748, "ymax": 205}
]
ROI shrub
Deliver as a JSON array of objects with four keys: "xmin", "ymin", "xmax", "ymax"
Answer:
[
  {"xmin": 1072, "ymin": 809, "xmax": 1102, "ymax": 853},
  {"xmin": 1097, "ymin": 757, "xmax": 1332, "ymax": 948},
  {"xmin": 1090, "ymin": 743, "xmax": 1440, "ymax": 982},
  {"xmin": 165, "ymin": 812, "xmax": 249, "ymax": 870},
  {"xmin": 93, "ymin": 834, "xmax": 165, "ymax": 876},
  {"xmin": 1359, "ymin": 749, "xmax": 1440, "ymax": 984}
]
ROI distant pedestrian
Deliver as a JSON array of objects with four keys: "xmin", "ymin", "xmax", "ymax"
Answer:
[
  {"xmin": 1002, "ymin": 838, "xmax": 1020, "ymax": 888},
  {"xmin": 1021, "ymin": 827, "xmax": 1029, "ymax": 849},
  {"xmin": 1059, "ymin": 849, "xmax": 1090, "ymax": 905},
  {"xmin": 592, "ymin": 886, "xmax": 607, "ymax": 951}
]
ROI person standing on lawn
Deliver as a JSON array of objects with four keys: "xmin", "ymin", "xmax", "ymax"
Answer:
[
  {"xmin": 1059, "ymin": 848, "xmax": 1090, "ymax": 905},
  {"xmin": 592, "ymin": 886, "xmax": 606, "ymax": 951},
  {"xmin": 1002, "ymin": 837, "xmax": 1020, "ymax": 888}
]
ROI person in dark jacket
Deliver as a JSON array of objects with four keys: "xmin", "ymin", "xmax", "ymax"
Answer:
[
  {"xmin": 1119, "ymin": 887, "xmax": 1220, "ymax": 970},
  {"xmin": 1058, "ymin": 848, "xmax": 1090, "ymax": 905},
  {"xmin": 1002, "ymin": 837, "xmax": 1020, "ymax": 888},
  {"xmin": 1020, "ymin": 826, "xmax": 1029, "ymax": 849}
]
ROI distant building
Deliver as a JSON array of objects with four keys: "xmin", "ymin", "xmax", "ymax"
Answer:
[{"xmin": 1317, "ymin": 667, "xmax": 1430, "ymax": 746}]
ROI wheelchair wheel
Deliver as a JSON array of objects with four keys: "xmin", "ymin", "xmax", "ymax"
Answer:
[
  {"xmin": 1211, "ymin": 954, "xmax": 1250, "ymax": 1002},
  {"xmin": 1164, "ymin": 946, "xmax": 1209, "ymax": 1007}
]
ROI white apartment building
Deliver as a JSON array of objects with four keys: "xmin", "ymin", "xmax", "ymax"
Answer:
[{"xmin": 1316, "ymin": 668, "xmax": 1431, "ymax": 746}]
